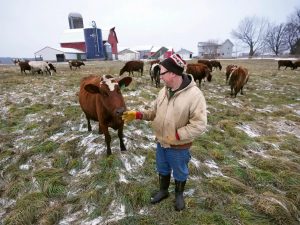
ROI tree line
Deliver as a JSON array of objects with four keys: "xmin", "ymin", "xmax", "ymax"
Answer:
[{"xmin": 231, "ymin": 8, "xmax": 300, "ymax": 57}]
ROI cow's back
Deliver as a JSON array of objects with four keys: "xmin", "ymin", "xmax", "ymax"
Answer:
[{"xmin": 79, "ymin": 76, "xmax": 101, "ymax": 121}]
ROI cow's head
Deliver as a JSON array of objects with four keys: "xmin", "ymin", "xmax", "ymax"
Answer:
[
  {"xmin": 205, "ymin": 68, "xmax": 212, "ymax": 82},
  {"xmin": 84, "ymin": 75, "xmax": 132, "ymax": 118}
]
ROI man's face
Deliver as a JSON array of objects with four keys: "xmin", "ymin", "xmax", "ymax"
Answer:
[{"xmin": 160, "ymin": 65, "xmax": 175, "ymax": 87}]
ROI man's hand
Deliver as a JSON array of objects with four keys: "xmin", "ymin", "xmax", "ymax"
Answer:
[{"xmin": 122, "ymin": 111, "xmax": 142, "ymax": 123}]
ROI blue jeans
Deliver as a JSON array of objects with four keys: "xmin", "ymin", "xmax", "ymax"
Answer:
[{"xmin": 156, "ymin": 142, "xmax": 191, "ymax": 181}]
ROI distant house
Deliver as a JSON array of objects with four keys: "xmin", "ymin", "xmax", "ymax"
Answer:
[
  {"xmin": 130, "ymin": 45, "xmax": 153, "ymax": 59},
  {"xmin": 34, "ymin": 46, "xmax": 86, "ymax": 62},
  {"xmin": 197, "ymin": 39, "xmax": 233, "ymax": 58},
  {"xmin": 118, "ymin": 48, "xmax": 140, "ymax": 61},
  {"xmin": 176, "ymin": 48, "xmax": 193, "ymax": 60},
  {"xmin": 149, "ymin": 46, "xmax": 174, "ymax": 59}
]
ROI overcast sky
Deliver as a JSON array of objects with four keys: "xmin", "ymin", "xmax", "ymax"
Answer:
[{"xmin": 1, "ymin": 0, "xmax": 299, "ymax": 58}]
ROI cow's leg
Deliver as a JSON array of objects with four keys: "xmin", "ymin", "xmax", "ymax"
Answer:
[
  {"xmin": 102, "ymin": 126, "xmax": 112, "ymax": 156},
  {"xmin": 118, "ymin": 126, "xmax": 126, "ymax": 151},
  {"xmin": 84, "ymin": 114, "xmax": 92, "ymax": 131},
  {"xmin": 230, "ymin": 86, "xmax": 234, "ymax": 96},
  {"xmin": 240, "ymin": 86, "xmax": 244, "ymax": 95}
]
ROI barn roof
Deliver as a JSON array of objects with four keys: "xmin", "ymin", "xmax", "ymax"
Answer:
[
  {"xmin": 35, "ymin": 46, "xmax": 85, "ymax": 54},
  {"xmin": 60, "ymin": 29, "xmax": 85, "ymax": 43}
]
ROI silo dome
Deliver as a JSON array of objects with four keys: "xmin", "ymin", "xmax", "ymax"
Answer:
[{"xmin": 68, "ymin": 12, "xmax": 84, "ymax": 29}]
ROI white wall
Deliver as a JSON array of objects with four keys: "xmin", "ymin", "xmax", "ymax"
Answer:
[
  {"xmin": 35, "ymin": 48, "xmax": 63, "ymax": 61},
  {"xmin": 118, "ymin": 52, "xmax": 139, "ymax": 61}
]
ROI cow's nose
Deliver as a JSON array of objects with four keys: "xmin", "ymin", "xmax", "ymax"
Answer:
[{"xmin": 116, "ymin": 107, "xmax": 125, "ymax": 116}]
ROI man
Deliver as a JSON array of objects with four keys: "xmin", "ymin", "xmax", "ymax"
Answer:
[{"xmin": 122, "ymin": 54, "xmax": 207, "ymax": 211}]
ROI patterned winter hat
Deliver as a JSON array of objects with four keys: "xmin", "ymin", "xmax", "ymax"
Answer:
[{"xmin": 160, "ymin": 54, "xmax": 186, "ymax": 75}]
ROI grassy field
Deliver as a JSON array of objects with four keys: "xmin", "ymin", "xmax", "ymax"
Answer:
[{"xmin": 0, "ymin": 59, "xmax": 299, "ymax": 225}]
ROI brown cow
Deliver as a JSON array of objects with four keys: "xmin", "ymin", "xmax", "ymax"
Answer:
[
  {"xmin": 120, "ymin": 60, "xmax": 144, "ymax": 76},
  {"xmin": 225, "ymin": 65, "xmax": 238, "ymax": 84},
  {"xmin": 69, "ymin": 60, "xmax": 85, "ymax": 70},
  {"xmin": 186, "ymin": 63, "xmax": 212, "ymax": 88},
  {"xmin": 228, "ymin": 67, "xmax": 249, "ymax": 97},
  {"xmin": 149, "ymin": 59, "xmax": 160, "ymax": 65},
  {"xmin": 277, "ymin": 60, "xmax": 295, "ymax": 70},
  {"xmin": 293, "ymin": 60, "xmax": 300, "ymax": 69},
  {"xmin": 210, "ymin": 60, "xmax": 222, "ymax": 70},
  {"xmin": 197, "ymin": 59, "xmax": 212, "ymax": 71},
  {"xmin": 16, "ymin": 60, "xmax": 31, "ymax": 74},
  {"xmin": 79, "ymin": 75, "xmax": 132, "ymax": 155}
]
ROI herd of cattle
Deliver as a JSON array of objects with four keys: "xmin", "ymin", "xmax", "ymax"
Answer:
[
  {"xmin": 13, "ymin": 59, "xmax": 85, "ymax": 75},
  {"xmin": 10, "ymin": 58, "xmax": 299, "ymax": 155}
]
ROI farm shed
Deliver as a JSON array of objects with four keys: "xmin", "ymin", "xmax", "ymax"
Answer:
[
  {"xmin": 176, "ymin": 48, "xmax": 193, "ymax": 60},
  {"xmin": 118, "ymin": 48, "xmax": 140, "ymax": 61},
  {"xmin": 34, "ymin": 46, "xmax": 86, "ymax": 62}
]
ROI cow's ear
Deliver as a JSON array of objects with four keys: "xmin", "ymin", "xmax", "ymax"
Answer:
[
  {"xmin": 118, "ymin": 77, "xmax": 132, "ymax": 88},
  {"xmin": 84, "ymin": 84, "xmax": 100, "ymax": 94}
]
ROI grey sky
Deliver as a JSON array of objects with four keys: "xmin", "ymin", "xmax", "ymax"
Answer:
[{"xmin": 0, "ymin": 0, "xmax": 299, "ymax": 58}]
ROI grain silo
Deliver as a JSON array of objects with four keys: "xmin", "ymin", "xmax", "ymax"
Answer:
[
  {"xmin": 68, "ymin": 12, "xmax": 84, "ymax": 29},
  {"xmin": 84, "ymin": 26, "xmax": 104, "ymax": 59}
]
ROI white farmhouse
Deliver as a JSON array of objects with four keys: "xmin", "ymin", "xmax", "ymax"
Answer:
[{"xmin": 197, "ymin": 39, "xmax": 233, "ymax": 58}]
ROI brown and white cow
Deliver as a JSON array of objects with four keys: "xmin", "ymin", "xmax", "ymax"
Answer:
[
  {"xmin": 149, "ymin": 63, "xmax": 161, "ymax": 88},
  {"xmin": 225, "ymin": 65, "xmax": 238, "ymax": 84},
  {"xmin": 228, "ymin": 66, "xmax": 249, "ymax": 97},
  {"xmin": 120, "ymin": 60, "xmax": 144, "ymax": 76},
  {"xmin": 186, "ymin": 63, "xmax": 212, "ymax": 88},
  {"xmin": 69, "ymin": 60, "xmax": 85, "ymax": 70},
  {"xmin": 79, "ymin": 75, "xmax": 132, "ymax": 156}
]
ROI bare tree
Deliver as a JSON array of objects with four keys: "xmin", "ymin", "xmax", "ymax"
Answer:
[
  {"xmin": 265, "ymin": 23, "xmax": 286, "ymax": 55},
  {"xmin": 231, "ymin": 16, "xmax": 268, "ymax": 57},
  {"xmin": 284, "ymin": 8, "xmax": 300, "ymax": 54},
  {"xmin": 202, "ymin": 40, "xmax": 219, "ymax": 58}
]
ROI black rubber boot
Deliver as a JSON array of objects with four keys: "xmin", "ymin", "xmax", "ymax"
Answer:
[
  {"xmin": 151, "ymin": 174, "xmax": 170, "ymax": 204},
  {"xmin": 175, "ymin": 180, "xmax": 186, "ymax": 211}
]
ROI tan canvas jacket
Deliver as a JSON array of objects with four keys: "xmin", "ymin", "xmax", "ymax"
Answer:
[{"xmin": 142, "ymin": 74, "xmax": 207, "ymax": 148}]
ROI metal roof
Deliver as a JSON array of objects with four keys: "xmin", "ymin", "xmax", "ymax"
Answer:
[{"xmin": 60, "ymin": 29, "xmax": 85, "ymax": 43}]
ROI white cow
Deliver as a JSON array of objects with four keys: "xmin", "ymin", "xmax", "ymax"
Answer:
[{"xmin": 28, "ymin": 61, "xmax": 52, "ymax": 75}]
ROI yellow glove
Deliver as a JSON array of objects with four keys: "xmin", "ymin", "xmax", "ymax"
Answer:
[{"xmin": 122, "ymin": 111, "xmax": 143, "ymax": 123}]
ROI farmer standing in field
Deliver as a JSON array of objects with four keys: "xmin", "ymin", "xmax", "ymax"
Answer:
[{"xmin": 122, "ymin": 54, "xmax": 207, "ymax": 211}]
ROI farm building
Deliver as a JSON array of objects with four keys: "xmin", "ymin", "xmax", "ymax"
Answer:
[
  {"xmin": 149, "ymin": 46, "xmax": 174, "ymax": 59},
  {"xmin": 198, "ymin": 39, "xmax": 234, "ymax": 58},
  {"xmin": 34, "ymin": 46, "xmax": 86, "ymax": 62},
  {"xmin": 118, "ymin": 48, "xmax": 140, "ymax": 61},
  {"xmin": 59, "ymin": 26, "xmax": 118, "ymax": 60},
  {"xmin": 175, "ymin": 48, "xmax": 193, "ymax": 60}
]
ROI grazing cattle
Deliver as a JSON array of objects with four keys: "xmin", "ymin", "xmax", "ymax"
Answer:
[
  {"xmin": 149, "ymin": 59, "xmax": 160, "ymax": 65},
  {"xmin": 29, "ymin": 61, "xmax": 52, "ymax": 75},
  {"xmin": 149, "ymin": 63, "xmax": 161, "ymax": 88},
  {"xmin": 278, "ymin": 60, "xmax": 295, "ymax": 70},
  {"xmin": 228, "ymin": 66, "xmax": 249, "ymax": 97},
  {"xmin": 197, "ymin": 59, "xmax": 213, "ymax": 71},
  {"xmin": 293, "ymin": 60, "xmax": 300, "ymax": 69},
  {"xmin": 47, "ymin": 62, "xmax": 57, "ymax": 73},
  {"xmin": 16, "ymin": 61, "xmax": 31, "ymax": 74},
  {"xmin": 69, "ymin": 60, "xmax": 85, "ymax": 70},
  {"xmin": 225, "ymin": 65, "xmax": 238, "ymax": 84},
  {"xmin": 120, "ymin": 60, "xmax": 144, "ymax": 76},
  {"xmin": 79, "ymin": 75, "xmax": 132, "ymax": 156},
  {"xmin": 186, "ymin": 63, "xmax": 212, "ymax": 88},
  {"xmin": 210, "ymin": 60, "xmax": 222, "ymax": 70}
]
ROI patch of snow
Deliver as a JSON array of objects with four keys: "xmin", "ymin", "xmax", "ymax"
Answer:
[
  {"xmin": 236, "ymin": 124, "xmax": 260, "ymax": 137},
  {"xmin": 203, "ymin": 159, "xmax": 224, "ymax": 177},
  {"xmin": 190, "ymin": 157, "xmax": 201, "ymax": 168}
]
